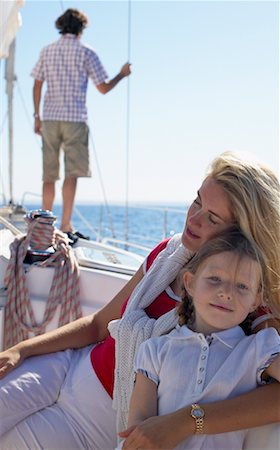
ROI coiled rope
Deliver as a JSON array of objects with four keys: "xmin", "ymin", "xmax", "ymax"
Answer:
[{"xmin": 4, "ymin": 215, "xmax": 82, "ymax": 349}]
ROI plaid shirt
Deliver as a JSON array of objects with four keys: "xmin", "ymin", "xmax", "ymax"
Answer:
[{"xmin": 31, "ymin": 34, "xmax": 108, "ymax": 122}]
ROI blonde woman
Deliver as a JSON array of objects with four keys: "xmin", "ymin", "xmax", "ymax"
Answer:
[{"xmin": 0, "ymin": 152, "xmax": 279, "ymax": 449}]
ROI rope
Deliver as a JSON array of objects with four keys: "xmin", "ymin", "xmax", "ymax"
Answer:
[{"xmin": 3, "ymin": 216, "xmax": 82, "ymax": 349}]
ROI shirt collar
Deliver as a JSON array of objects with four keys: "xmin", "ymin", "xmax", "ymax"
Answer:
[
  {"xmin": 61, "ymin": 34, "xmax": 78, "ymax": 40},
  {"xmin": 173, "ymin": 324, "xmax": 245, "ymax": 349}
]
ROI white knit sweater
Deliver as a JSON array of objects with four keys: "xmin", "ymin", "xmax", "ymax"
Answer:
[{"xmin": 108, "ymin": 233, "xmax": 192, "ymax": 433}]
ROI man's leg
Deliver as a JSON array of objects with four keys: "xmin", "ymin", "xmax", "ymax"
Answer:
[
  {"xmin": 41, "ymin": 121, "xmax": 60, "ymax": 213},
  {"xmin": 61, "ymin": 122, "xmax": 90, "ymax": 233},
  {"xmin": 60, "ymin": 176, "xmax": 77, "ymax": 232},
  {"xmin": 42, "ymin": 181, "xmax": 55, "ymax": 211}
]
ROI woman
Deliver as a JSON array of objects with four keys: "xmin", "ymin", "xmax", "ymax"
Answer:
[{"xmin": 0, "ymin": 151, "xmax": 279, "ymax": 449}]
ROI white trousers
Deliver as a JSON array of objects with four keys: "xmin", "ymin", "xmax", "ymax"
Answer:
[{"xmin": 0, "ymin": 345, "xmax": 117, "ymax": 450}]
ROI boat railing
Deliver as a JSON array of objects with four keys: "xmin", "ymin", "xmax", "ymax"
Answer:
[
  {"xmin": 0, "ymin": 214, "xmax": 24, "ymax": 235},
  {"xmin": 74, "ymin": 203, "xmax": 187, "ymax": 256},
  {"xmin": 101, "ymin": 237, "xmax": 152, "ymax": 254}
]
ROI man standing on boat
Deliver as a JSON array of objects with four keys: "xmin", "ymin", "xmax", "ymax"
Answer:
[{"xmin": 31, "ymin": 8, "xmax": 131, "ymax": 242}]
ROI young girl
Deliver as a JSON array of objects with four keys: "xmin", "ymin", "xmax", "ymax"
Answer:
[{"xmin": 124, "ymin": 229, "xmax": 280, "ymax": 450}]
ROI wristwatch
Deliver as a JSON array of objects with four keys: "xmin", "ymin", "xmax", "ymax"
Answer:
[{"xmin": 190, "ymin": 403, "xmax": 205, "ymax": 434}]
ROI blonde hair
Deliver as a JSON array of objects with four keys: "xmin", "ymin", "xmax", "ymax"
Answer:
[{"xmin": 208, "ymin": 151, "xmax": 280, "ymax": 318}]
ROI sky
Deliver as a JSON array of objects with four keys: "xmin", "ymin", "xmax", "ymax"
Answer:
[{"xmin": 0, "ymin": 0, "xmax": 279, "ymax": 206}]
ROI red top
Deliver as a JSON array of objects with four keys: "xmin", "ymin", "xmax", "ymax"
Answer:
[
  {"xmin": 90, "ymin": 238, "xmax": 178, "ymax": 397},
  {"xmin": 90, "ymin": 238, "xmax": 268, "ymax": 397}
]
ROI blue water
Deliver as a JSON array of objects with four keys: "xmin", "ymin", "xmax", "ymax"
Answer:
[{"xmin": 25, "ymin": 203, "xmax": 188, "ymax": 256}]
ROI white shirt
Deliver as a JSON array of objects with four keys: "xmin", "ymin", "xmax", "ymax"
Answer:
[{"xmin": 135, "ymin": 325, "xmax": 280, "ymax": 450}]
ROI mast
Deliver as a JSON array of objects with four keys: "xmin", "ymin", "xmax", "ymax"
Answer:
[
  {"xmin": 5, "ymin": 39, "xmax": 16, "ymax": 205},
  {"xmin": 124, "ymin": 0, "xmax": 132, "ymax": 248}
]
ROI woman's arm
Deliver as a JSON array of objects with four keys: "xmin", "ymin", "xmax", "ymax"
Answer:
[
  {"xmin": 120, "ymin": 383, "xmax": 280, "ymax": 449},
  {"xmin": 0, "ymin": 264, "xmax": 144, "ymax": 379},
  {"xmin": 254, "ymin": 318, "xmax": 280, "ymax": 334}
]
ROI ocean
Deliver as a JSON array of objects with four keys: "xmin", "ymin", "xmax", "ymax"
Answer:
[{"xmin": 25, "ymin": 203, "xmax": 188, "ymax": 257}]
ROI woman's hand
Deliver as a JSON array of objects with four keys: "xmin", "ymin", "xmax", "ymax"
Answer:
[
  {"xmin": 119, "ymin": 411, "xmax": 191, "ymax": 449},
  {"xmin": 0, "ymin": 345, "xmax": 24, "ymax": 379}
]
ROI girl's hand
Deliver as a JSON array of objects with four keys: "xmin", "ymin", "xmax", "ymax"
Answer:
[
  {"xmin": 119, "ymin": 412, "xmax": 190, "ymax": 449},
  {"xmin": 0, "ymin": 346, "xmax": 24, "ymax": 379}
]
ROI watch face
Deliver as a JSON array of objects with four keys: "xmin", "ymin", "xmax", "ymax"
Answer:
[{"xmin": 193, "ymin": 409, "xmax": 204, "ymax": 418}]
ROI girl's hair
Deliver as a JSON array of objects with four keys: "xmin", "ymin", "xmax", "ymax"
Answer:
[
  {"xmin": 207, "ymin": 151, "xmax": 280, "ymax": 318},
  {"xmin": 55, "ymin": 9, "xmax": 88, "ymax": 35},
  {"xmin": 177, "ymin": 227, "xmax": 266, "ymax": 335}
]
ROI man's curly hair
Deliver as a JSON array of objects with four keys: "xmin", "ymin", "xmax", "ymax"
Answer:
[{"xmin": 55, "ymin": 9, "xmax": 88, "ymax": 36}]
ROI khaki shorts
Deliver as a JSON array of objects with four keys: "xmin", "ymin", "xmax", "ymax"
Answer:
[{"xmin": 41, "ymin": 121, "xmax": 91, "ymax": 182}]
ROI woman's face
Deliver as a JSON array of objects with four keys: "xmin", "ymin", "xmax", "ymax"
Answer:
[{"xmin": 182, "ymin": 178, "xmax": 235, "ymax": 252}]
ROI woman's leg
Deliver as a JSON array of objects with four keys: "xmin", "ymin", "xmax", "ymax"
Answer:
[
  {"xmin": 0, "ymin": 405, "xmax": 85, "ymax": 450},
  {"xmin": 1, "ymin": 345, "xmax": 117, "ymax": 450},
  {"xmin": 56, "ymin": 344, "xmax": 117, "ymax": 449},
  {"xmin": 0, "ymin": 348, "xmax": 73, "ymax": 436}
]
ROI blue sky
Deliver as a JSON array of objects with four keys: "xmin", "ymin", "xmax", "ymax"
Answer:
[{"xmin": 1, "ymin": 0, "xmax": 279, "ymax": 206}]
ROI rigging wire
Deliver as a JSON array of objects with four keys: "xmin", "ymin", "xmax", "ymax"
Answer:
[
  {"xmin": 59, "ymin": 1, "xmax": 65, "ymax": 12},
  {"xmin": 1, "ymin": 112, "xmax": 8, "ymax": 204},
  {"xmin": 16, "ymin": 82, "xmax": 41, "ymax": 147},
  {"xmin": 124, "ymin": 0, "xmax": 132, "ymax": 246},
  {"xmin": 1, "ymin": 59, "xmax": 8, "ymax": 204},
  {"xmin": 89, "ymin": 132, "xmax": 116, "ymax": 239},
  {"xmin": 1, "ymin": 111, "xmax": 8, "ymax": 134},
  {"xmin": 87, "ymin": 2, "xmax": 132, "ymax": 243}
]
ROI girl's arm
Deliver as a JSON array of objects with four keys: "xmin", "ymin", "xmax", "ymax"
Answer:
[
  {"xmin": 127, "ymin": 373, "xmax": 158, "ymax": 428},
  {"xmin": 264, "ymin": 354, "xmax": 280, "ymax": 382},
  {"xmin": 0, "ymin": 264, "xmax": 144, "ymax": 379},
  {"xmin": 120, "ymin": 383, "xmax": 280, "ymax": 450}
]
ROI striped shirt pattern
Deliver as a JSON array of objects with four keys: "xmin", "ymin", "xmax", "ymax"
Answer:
[{"xmin": 31, "ymin": 34, "xmax": 108, "ymax": 122}]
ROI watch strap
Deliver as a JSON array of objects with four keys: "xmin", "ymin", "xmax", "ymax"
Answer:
[{"xmin": 190, "ymin": 403, "xmax": 205, "ymax": 434}]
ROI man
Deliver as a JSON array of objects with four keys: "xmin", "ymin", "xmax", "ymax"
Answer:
[{"xmin": 31, "ymin": 8, "xmax": 131, "ymax": 241}]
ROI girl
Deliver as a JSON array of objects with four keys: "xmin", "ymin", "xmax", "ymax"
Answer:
[
  {"xmin": 0, "ymin": 152, "xmax": 279, "ymax": 449},
  {"xmin": 124, "ymin": 229, "xmax": 280, "ymax": 450}
]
